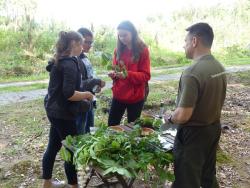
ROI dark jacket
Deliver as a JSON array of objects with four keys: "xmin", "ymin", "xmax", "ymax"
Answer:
[{"xmin": 45, "ymin": 56, "xmax": 82, "ymax": 120}]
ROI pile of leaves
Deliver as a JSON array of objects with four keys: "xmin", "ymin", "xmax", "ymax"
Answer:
[
  {"xmin": 61, "ymin": 125, "xmax": 174, "ymax": 184},
  {"xmin": 134, "ymin": 116, "xmax": 163, "ymax": 130}
]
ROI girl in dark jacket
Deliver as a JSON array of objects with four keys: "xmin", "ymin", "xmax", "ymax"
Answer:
[
  {"xmin": 108, "ymin": 20, "xmax": 151, "ymax": 126},
  {"xmin": 42, "ymin": 31, "xmax": 93, "ymax": 188}
]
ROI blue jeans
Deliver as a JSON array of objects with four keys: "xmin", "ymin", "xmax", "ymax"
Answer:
[
  {"xmin": 76, "ymin": 112, "xmax": 86, "ymax": 135},
  {"xmin": 85, "ymin": 109, "xmax": 94, "ymax": 133},
  {"xmin": 76, "ymin": 109, "xmax": 94, "ymax": 134}
]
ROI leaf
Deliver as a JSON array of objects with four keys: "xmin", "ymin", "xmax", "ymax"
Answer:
[
  {"xmin": 102, "ymin": 167, "xmax": 116, "ymax": 175},
  {"xmin": 101, "ymin": 52, "xmax": 112, "ymax": 67},
  {"xmin": 117, "ymin": 168, "xmax": 133, "ymax": 178},
  {"xmin": 106, "ymin": 64, "xmax": 113, "ymax": 70},
  {"xmin": 60, "ymin": 147, "xmax": 71, "ymax": 162}
]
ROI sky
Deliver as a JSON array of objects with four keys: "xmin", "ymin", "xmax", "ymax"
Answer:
[{"xmin": 36, "ymin": 0, "xmax": 236, "ymax": 29}]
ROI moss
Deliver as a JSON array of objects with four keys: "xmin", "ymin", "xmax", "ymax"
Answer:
[{"xmin": 216, "ymin": 148, "xmax": 233, "ymax": 165}]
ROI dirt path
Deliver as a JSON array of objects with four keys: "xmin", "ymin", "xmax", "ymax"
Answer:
[{"xmin": 0, "ymin": 65, "xmax": 250, "ymax": 106}]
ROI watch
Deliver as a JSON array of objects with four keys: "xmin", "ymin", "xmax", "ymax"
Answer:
[{"xmin": 168, "ymin": 115, "xmax": 174, "ymax": 124}]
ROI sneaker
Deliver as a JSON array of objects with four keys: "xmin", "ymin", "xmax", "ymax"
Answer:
[{"xmin": 47, "ymin": 180, "xmax": 66, "ymax": 188}]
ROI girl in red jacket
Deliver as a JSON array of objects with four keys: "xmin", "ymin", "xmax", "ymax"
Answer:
[{"xmin": 108, "ymin": 20, "xmax": 151, "ymax": 126}]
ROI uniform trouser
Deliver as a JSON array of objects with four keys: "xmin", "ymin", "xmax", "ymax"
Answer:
[
  {"xmin": 172, "ymin": 124, "xmax": 221, "ymax": 188},
  {"xmin": 108, "ymin": 98, "xmax": 144, "ymax": 126}
]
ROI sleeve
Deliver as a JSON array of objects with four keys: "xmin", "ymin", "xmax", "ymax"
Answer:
[
  {"xmin": 62, "ymin": 61, "xmax": 78, "ymax": 99},
  {"xmin": 127, "ymin": 47, "xmax": 151, "ymax": 84},
  {"xmin": 177, "ymin": 75, "xmax": 199, "ymax": 108},
  {"xmin": 80, "ymin": 78, "xmax": 101, "ymax": 92}
]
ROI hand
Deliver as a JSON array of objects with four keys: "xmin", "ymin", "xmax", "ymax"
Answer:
[
  {"xmin": 108, "ymin": 71, "xmax": 116, "ymax": 79},
  {"xmin": 83, "ymin": 91, "xmax": 94, "ymax": 101},
  {"xmin": 100, "ymin": 80, "xmax": 106, "ymax": 88},
  {"xmin": 163, "ymin": 114, "xmax": 172, "ymax": 124},
  {"xmin": 115, "ymin": 72, "xmax": 126, "ymax": 79}
]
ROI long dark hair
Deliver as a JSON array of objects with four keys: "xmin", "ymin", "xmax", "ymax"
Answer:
[
  {"xmin": 116, "ymin": 20, "xmax": 146, "ymax": 62},
  {"xmin": 53, "ymin": 31, "xmax": 83, "ymax": 64}
]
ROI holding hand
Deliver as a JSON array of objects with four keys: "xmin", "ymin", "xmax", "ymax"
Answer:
[
  {"xmin": 108, "ymin": 71, "xmax": 127, "ymax": 80},
  {"xmin": 115, "ymin": 72, "xmax": 127, "ymax": 79},
  {"xmin": 108, "ymin": 71, "xmax": 116, "ymax": 79},
  {"xmin": 100, "ymin": 80, "xmax": 106, "ymax": 88},
  {"xmin": 83, "ymin": 91, "xmax": 94, "ymax": 101}
]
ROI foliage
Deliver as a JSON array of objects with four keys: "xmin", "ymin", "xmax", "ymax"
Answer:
[
  {"xmin": 61, "ymin": 124, "xmax": 174, "ymax": 184},
  {"xmin": 1, "ymin": 0, "xmax": 250, "ymax": 80},
  {"xmin": 0, "ymin": 22, "xmax": 64, "ymax": 78},
  {"xmin": 93, "ymin": 26, "xmax": 116, "ymax": 53},
  {"xmin": 134, "ymin": 116, "xmax": 163, "ymax": 130}
]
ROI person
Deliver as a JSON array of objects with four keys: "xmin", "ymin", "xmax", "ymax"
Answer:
[
  {"xmin": 108, "ymin": 20, "xmax": 151, "ymax": 126},
  {"xmin": 42, "ymin": 31, "xmax": 94, "ymax": 188},
  {"xmin": 76, "ymin": 27, "xmax": 105, "ymax": 134},
  {"xmin": 163, "ymin": 23, "xmax": 227, "ymax": 188}
]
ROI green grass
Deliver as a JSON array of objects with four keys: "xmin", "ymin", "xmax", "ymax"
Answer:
[
  {"xmin": 0, "ymin": 99, "xmax": 47, "ymax": 146},
  {"xmin": 0, "ymin": 83, "xmax": 48, "ymax": 93},
  {"xmin": 0, "ymin": 72, "xmax": 48, "ymax": 83},
  {"xmin": 151, "ymin": 68, "xmax": 183, "ymax": 77},
  {"xmin": 216, "ymin": 148, "xmax": 233, "ymax": 165},
  {"xmin": 223, "ymin": 57, "xmax": 250, "ymax": 65},
  {"xmin": 227, "ymin": 70, "xmax": 250, "ymax": 86}
]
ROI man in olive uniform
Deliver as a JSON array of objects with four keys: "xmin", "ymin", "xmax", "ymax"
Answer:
[{"xmin": 164, "ymin": 23, "xmax": 227, "ymax": 188}]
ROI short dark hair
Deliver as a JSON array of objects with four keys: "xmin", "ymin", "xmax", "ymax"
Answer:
[
  {"xmin": 77, "ymin": 27, "xmax": 93, "ymax": 37},
  {"xmin": 186, "ymin": 23, "xmax": 214, "ymax": 48}
]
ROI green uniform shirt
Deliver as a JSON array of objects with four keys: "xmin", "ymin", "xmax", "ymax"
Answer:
[{"xmin": 176, "ymin": 54, "xmax": 227, "ymax": 126}]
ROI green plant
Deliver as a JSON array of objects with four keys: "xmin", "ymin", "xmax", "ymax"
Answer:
[{"xmin": 61, "ymin": 125, "xmax": 174, "ymax": 183}]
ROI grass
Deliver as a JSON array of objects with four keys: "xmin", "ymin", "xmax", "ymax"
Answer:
[
  {"xmin": 220, "ymin": 57, "xmax": 250, "ymax": 66},
  {"xmin": 227, "ymin": 70, "xmax": 250, "ymax": 86},
  {"xmin": 0, "ymin": 72, "xmax": 48, "ymax": 83},
  {"xmin": 0, "ymin": 77, "xmax": 248, "ymax": 187},
  {"xmin": 0, "ymin": 99, "xmax": 47, "ymax": 144},
  {"xmin": 216, "ymin": 148, "xmax": 233, "ymax": 165},
  {"xmin": 0, "ymin": 99, "xmax": 49, "ymax": 187},
  {"xmin": 151, "ymin": 68, "xmax": 183, "ymax": 77},
  {"xmin": 0, "ymin": 61, "xmax": 249, "ymax": 85},
  {"xmin": 0, "ymin": 83, "xmax": 48, "ymax": 93}
]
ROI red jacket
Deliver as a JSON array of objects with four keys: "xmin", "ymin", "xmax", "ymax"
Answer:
[{"xmin": 112, "ymin": 47, "xmax": 151, "ymax": 103}]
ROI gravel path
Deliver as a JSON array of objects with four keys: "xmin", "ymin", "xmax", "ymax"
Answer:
[{"xmin": 0, "ymin": 65, "xmax": 250, "ymax": 106}]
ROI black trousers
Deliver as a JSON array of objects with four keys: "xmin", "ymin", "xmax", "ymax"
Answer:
[
  {"xmin": 108, "ymin": 98, "xmax": 144, "ymax": 126},
  {"xmin": 172, "ymin": 124, "xmax": 221, "ymax": 188},
  {"xmin": 42, "ymin": 116, "xmax": 78, "ymax": 185}
]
